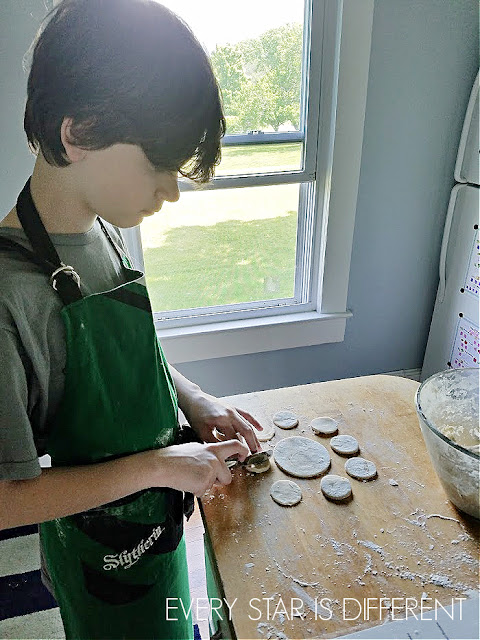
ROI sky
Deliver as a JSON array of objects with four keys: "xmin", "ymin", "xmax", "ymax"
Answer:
[{"xmin": 156, "ymin": 0, "xmax": 304, "ymax": 52}]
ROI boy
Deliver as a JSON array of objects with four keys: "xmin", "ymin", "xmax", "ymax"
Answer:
[{"xmin": 0, "ymin": 1, "xmax": 263, "ymax": 638}]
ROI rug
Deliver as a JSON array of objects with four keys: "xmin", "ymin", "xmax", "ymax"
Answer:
[{"xmin": 0, "ymin": 524, "xmax": 201, "ymax": 639}]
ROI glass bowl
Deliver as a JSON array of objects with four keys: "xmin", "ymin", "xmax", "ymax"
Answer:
[{"xmin": 415, "ymin": 368, "xmax": 479, "ymax": 519}]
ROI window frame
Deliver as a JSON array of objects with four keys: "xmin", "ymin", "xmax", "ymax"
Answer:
[{"xmin": 122, "ymin": 0, "xmax": 375, "ymax": 364}]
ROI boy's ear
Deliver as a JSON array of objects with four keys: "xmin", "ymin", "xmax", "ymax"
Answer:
[{"xmin": 60, "ymin": 118, "xmax": 87, "ymax": 163}]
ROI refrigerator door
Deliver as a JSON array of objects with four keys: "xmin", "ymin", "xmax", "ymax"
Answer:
[
  {"xmin": 454, "ymin": 69, "xmax": 479, "ymax": 185},
  {"xmin": 421, "ymin": 184, "xmax": 479, "ymax": 380}
]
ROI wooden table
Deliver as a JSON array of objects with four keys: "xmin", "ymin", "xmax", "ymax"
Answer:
[{"xmin": 199, "ymin": 375, "xmax": 479, "ymax": 640}]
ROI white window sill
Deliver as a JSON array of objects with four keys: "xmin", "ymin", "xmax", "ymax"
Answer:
[{"xmin": 156, "ymin": 310, "xmax": 352, "ymax": 364}]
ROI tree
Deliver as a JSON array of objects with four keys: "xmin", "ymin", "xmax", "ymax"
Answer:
[
  {"xmin": 210, "ymin": 23, "xmax": 303, "ymax": 134},
  {"xmin": 210, "ymin": 43, "xmax": 247, "ymax": 118}
]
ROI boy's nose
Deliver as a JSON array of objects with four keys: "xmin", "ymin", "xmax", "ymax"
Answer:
[{"xmin": 157, "ymin": 172, "xmax": 180, "ymax": 203}]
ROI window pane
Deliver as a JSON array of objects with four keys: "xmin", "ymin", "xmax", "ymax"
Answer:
[
  {"xmin": 217, "ymin": 142, "xmax": 303, "ymax": 175},
  {"xmin": 141, "ymin": 184, "xmax": 300, "ymax": 312},
  {"xmin": 158, "ymin": 1, "xmax": 305, "ymax": 136}
]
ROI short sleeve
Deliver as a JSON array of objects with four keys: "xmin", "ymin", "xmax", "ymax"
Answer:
[{"xmin": 0, "ymin": 327, "xmax": 42, "ymax": 481}]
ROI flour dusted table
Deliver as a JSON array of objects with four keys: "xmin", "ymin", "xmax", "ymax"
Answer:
[{"xmin": 199, "ymin": 375, "xmax": 479, "ymax": 639}]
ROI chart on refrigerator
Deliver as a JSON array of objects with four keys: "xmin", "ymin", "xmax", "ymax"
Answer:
[
  {"xmin": 450, "ymin": 316, "xmax": 479, "ymax": 367},
  {"xmin": 464, "ymin": 228, "xmax": 479, "ymax": 297}
]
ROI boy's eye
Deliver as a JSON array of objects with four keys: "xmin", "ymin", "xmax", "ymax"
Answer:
[
  {"xmin": 144, "ymin": 153, "xmax": 180, "ymax": 175},
  {"xmin": 149, "ymin": 161, "xmax": 174, "ymax": 174}
]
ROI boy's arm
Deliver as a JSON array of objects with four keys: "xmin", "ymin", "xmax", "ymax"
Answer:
[
  {"xmin": 0, "ymin": 327, "xmax": 44, "ymax": 481},
  {"xmin": 0, "ymin": 449, "xmax": 154, "ymax": 530},
  {"xmin": 169, "ymin": 365, "xmax": 263, "ymax": 453},
  {"xmin": 0, "ymin": 439, "xmax": 249, "ymax": 531},
  {"xmin": 0, "ymin": 327, "xmax": 250, "ymax": 530}
]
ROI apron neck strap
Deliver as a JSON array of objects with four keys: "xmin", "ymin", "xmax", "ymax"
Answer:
[
  {"xmin": 16, "ymin": 178, "xmax": 83, "ymax": 305},
  {"xmin": 96, "ymin": 217, "xmax": 127, "ymax": 266}
]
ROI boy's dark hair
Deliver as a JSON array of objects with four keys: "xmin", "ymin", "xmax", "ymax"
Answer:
[{"xmin": 24, "ymin": 0, "xmax": 225, "ymax": 183}]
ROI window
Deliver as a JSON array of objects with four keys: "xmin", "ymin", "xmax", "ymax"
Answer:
[{"xmin": 123, "ymin": 0, "xmax": 374, "ymax": 363}]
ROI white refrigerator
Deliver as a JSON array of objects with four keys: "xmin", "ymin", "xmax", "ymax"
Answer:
[
  {"xmin": 344, "ymin": 75, "xmax": 480, "ymax": 640},
  {"xmin": 421, "ymin": 70, "xmax": 480, "ymax": 381}
]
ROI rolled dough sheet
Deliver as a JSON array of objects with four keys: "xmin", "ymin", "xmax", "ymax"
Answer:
[
  {"xmin": 330, "ymin": 434, "xmax": 359, "ymax": 456},
  {"xmin": 273, "ymin": 410, "xmax": 299, "ymax": 429},
  {"xmin": 311, "ymin": 416, "xmax": 339, "ymax": 436},
  {"xmin": 273, "ymin": 436, "xmax": 330, "ymax": 478},
  {"xmin": 270, "ymin": 480, "xmax": 302, "ymax": 506},
  {"xmin": 320, "ymin": 474, "xmax": 352, "ymax": 502},
  {"xmin": 345, "ymin": 456, "xmax": 377, "ymax": 480}
]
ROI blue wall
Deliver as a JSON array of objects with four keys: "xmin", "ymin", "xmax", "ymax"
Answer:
[
  {"xmin": 176, "ymin": 0, "xmax": 478, "ymax": 395},
  {"xmin": 1, "ymin": 1, "xmax": 478, "ymax": 396},
  {"xmin": 0, "ymin": 1, "xmax": 43, "ymax": 206}
]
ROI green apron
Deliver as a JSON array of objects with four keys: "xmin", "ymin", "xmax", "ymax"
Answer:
[{"xmin": 1, "ymin": 180, "xmax": 194, "ymax": 640}]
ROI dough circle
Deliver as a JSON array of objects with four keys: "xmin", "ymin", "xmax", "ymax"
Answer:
[
  {"xmin": 311, "ymin": 416, "xmax": 339, "ymax": 436},
  {"xmin": 270, "ymin": 480, "xmax": 302, "ymax": 506},
  {"xmin": 320, "ymin": 474, "xmax": 352, "ymax": 502},
  {"xmin": 330, "ymin": 434, "xmax": 359, "ymax": 456},
  {"xmin": 273, "ymin": 411, "xmax": 299, "ymax": 429},
  {"xmin": 258, "ymin": 424, "xmax": 276, "ymax": 442},
  {"xmin": 345, "ymin": 456, "xmax": 377, "ymax": 480},
  {"xmin": 273, "ymin": 436, "xmax": 330, "ymax": 478}
]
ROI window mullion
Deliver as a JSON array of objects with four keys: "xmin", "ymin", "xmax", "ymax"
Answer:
[
  {"xmin": 178, "ymin": 171, "xmax": 314, "ymax": 192},
  {"xmin": 222, "ymin": 132, "xmax": 304, "ymax": 146},
  {"xmin": 294, "ymin": 182, "xmax": 316, "ymax": 304},
  {"xmin": 302, "ymin": 0, "xmax": 324, "ymax": 177}
]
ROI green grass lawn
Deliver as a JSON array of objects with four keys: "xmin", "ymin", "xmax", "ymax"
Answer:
[
  {"xmin": 143, "ymin": 145, "xmax": 300, "ymax": 312},
  {"xmin": 217, "ymin": 142, "xmax": 302, "ymax": 174},
  {"xmin": 145, "ymin": 211, "xmax": 297, "ymax": 311}
]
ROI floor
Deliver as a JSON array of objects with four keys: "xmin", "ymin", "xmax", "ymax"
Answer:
[
  {"xmin": 185, "ymin": 503, "xmax": 210, "ymax": 640},
  {"xmin": 0, "ymin": 506, "xmax": 210, "ymax": 640}
]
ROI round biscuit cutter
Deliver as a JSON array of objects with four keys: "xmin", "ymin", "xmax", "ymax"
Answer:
[{"xmin": 226, "ymin": 449, "xmax": 273, "ymax": 470}]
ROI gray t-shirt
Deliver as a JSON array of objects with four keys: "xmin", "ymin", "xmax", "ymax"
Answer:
[{"xmin": 0, "ymin": 219, "xmax": 132, "ymax": 481}]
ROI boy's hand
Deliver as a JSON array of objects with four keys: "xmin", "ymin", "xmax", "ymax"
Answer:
[
  {"xmin": 152, "ymin": 440, "xmax": 250, "ymax": 497},
  {"xmin": 180, "ymin": 391, "xmax": 263, "ymax": 454}
]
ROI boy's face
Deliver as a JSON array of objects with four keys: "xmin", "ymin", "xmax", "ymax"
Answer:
[{"xmin": 74, "ymin": 143, "xmax": 180, "ymax": 228}]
